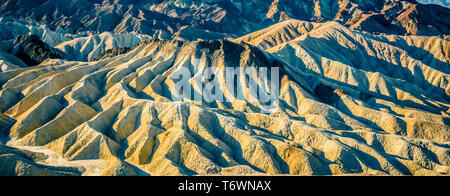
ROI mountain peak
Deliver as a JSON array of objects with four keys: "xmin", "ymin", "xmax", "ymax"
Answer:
[
  {"xmin": 1, "ymin": 0, "xmax": 448, "ymax": 38},
  {"xmin": 0, "ymin": 0, "xmax": 449, "ymax": 177}
]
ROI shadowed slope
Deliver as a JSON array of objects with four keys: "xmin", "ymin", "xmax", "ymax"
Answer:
[
  {"xmin": 0, "ymin": 29, "xmax": 448, "ymax": 176},
  {"xmin": 0, "ymin": 0, "xmax": 449, "ymax": 39}
]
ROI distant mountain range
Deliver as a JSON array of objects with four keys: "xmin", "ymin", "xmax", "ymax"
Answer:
[
  {"xmin": 0, "ymin": 0, "xmax": 449, "ymax": 40},
  {"xmin": 0, "ymin": 0, "xmax": 449, "ymax": 176}
]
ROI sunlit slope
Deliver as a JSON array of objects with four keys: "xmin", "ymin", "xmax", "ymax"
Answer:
[
  {"xmin": 238, "ymin": 20, "xmax": 449, "ymax": 110},
  {"xmin": 0, "ymin": 32, "xmax": 449, "ymax": 175},
  {"xmin": 233, "ymin": 20, "xmax": 324, "ymax": 50},
  {"xmin": 55, "ymin": 32, "xmax": 150, "ymax": 61}
]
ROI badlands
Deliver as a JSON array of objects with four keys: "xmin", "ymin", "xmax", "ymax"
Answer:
[{"xmin": 0, "ymin": 19, "xmax": 449, "ymax": 176}]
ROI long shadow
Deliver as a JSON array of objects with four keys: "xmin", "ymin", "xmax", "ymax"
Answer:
[
  {"xmin": 296, "ymin": 36, "xmax": 449, "ymax": 113},
  {"xmin": 0, "ymin": 119, "xmax": 13, "ymax": 145},
  {"xmin": 356, "ymin": 31, "xmax": 450, "ymax": 74},
  {"xmin": 353, "ymin": 146, "xmax": 412, "ymax": 175},
  {"xmin": 205, "ymin": 112, "xmax": 274, "ymax": 174},
  {"xmin": 331, "ymin": 137, "xmax": 413, "ymax": 175}
]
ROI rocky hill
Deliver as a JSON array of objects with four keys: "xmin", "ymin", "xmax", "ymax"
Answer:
[
  {"xmin": 6, "ymin": 34, "xmax": 63, "ymax": 67},
  {"xmin": 55, "ymin": 32, "xmax": 150, "ymax": 61},
  {"xmin": 0, "ymin": 0, "xmax": 449, "ymax": 38},
  {"xmin": 0, "ymin": 21, "xmax": 448, "ymax": 175},
  {"xmin": 0, "ymin": 0, "xmax": 448, "ymax": 176}
]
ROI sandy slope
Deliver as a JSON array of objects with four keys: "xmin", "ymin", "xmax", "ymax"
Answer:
[
  {"xmin": 55, "ymin": 32, "xmax": 151, "ymax": 61},
  {"xmin": 0, "ymin": 22, "xmax": 449, "ymax": 176}
]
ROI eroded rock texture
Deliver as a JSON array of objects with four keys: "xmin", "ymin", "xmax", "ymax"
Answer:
[
  {"xmin": 0, "ymin": 21, "xmax": 448, "ymax": 175},
  {"xmin": 7, "ymin": 35, "xmax": 62, "ymax": 67},
  {"xmin": 0, "ymin": 0, "xmax": 448, "ymax": 38}
]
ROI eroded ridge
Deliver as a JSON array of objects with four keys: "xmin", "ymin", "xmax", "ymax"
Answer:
[{"xmin": 0, "ymin": 27, "xmax": 449, "ymax": 175}]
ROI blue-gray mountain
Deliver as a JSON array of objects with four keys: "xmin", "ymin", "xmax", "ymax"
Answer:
[
  {"xmin": 0, "ymin": 0, "xmax": 449, "ymax": 39},
  {"xmin": 418, "ymin": 0, "xmax": 449, "ymax": 8},
  {"xmin": 0, "ymin": 0, "xmax": 449, "ymax": 176}
]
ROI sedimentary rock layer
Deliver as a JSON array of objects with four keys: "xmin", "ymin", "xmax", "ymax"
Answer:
[{"xmin": 0, "ymin": 21, "xmax": 448, "ymax": 175}]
